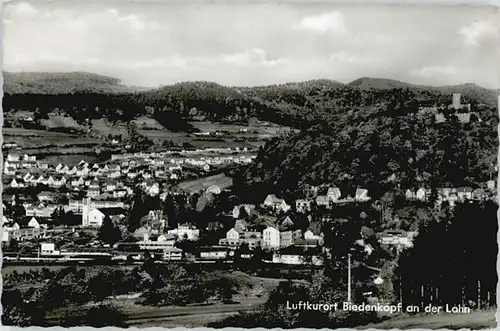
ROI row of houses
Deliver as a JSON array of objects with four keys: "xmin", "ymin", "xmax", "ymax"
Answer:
[
  {"xmin": 262, "ymin": 181, "xmax": 496, "ymax": 215},
  {"xmin": 262, "ymin": 188, "xmax": 371, "ymax": 214},
  {"xmin": 109, "ymin": 147, "xmax": 255, "ymax": 161},
  {"xmin": 405, "ymin": 183, "xmax": 496, "ymax": 203},
  {"xmin": 2, "ymin": 214, "xmax": 49, "ymax": 242},
  {"xmin": 218, "ymin": 216, "xmax": 323, "ymax": 250}
]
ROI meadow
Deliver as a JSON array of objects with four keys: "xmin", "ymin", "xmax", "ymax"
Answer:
[{"xmin": 177, "ymin": 173, "xmax": 233, "ymax": 194}]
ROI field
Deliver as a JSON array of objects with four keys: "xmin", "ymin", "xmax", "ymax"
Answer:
[
  {"xmin": 3, "ymin": 128, "xmax": 100, "ymax": 147},
  {"xmin": 5, "ymin": 115, "xmax": 292, "ymax": 152},
  {"xmin": 177, "ymin": 173, "xmax": 233, "ymax": 193},
  {"xmin": 133, "ymin": 116, "xmax": 165, "ymax": 130},
  {"xmin": 90, "ymin": 119, "xmax": 128, "ymax": 136},
  {"xmin": 118, "ymin": 295, "xmax": 265, "ymax": 327},
  {"xmin": 41, "ymin": 115, "xmax": 83, "ymax": 130},
  {"xmin": 361, "ymin": 309, "xmax": 497, "ymax": 330},
  {"xmin": 44, "ymin": 272, "xmax": 293, "ymax": 328},
  {"xmin": 188, "ymin": 120, "xmax": 296, "ymax": 137}
]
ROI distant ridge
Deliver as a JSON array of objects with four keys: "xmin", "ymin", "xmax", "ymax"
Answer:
[
  {"xmin": 3, "ymin": 71, "xmax": 497, "ymax": 107},
  {"xmin": 347, "ymin": 77, "xmax": 416, "ymax": 89},
  {"xmin": 348, "ymin": 77, "xmax": 497, "ymax": 106},
  {"xmin": 2, "ymin": 71, "xmax": 147, "ymax": 94}
]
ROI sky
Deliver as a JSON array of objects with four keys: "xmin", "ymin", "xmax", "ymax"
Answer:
[{"xmin": 3, "ymin": 1, "xmax": 500, "ymax": 88}]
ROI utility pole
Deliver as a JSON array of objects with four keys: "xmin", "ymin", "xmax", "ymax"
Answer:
[{"xmin": 347, "ymin": 253, "xmax": 352, "ymax": 302}]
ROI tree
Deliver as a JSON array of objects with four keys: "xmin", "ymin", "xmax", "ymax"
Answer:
[
  {"xmin": 51, "ymin": 206, "xmax": 66, "ymax": 225},
  {"xmin": 97, "ymin": 217, "xmax": 122, "ymax": 245},
  {"xmin": 85, "ymin": 305, "xmax": 127, "ymax": 327},
  {"xmin": 126, "ymin": 121, "xmax": 139, "ymax": 142},
  {"xmin": 9, "ymin": 238, "xmax": 19, "ymax": 252},
  {"xmin": 238, "ymin": 206, "xmax": 249, "ymax": 219}
]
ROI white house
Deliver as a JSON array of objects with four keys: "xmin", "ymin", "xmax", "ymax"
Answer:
[
  {"xmin": 379, "ymin": 230, "xmax": 416, "ymax": 250},
  {"xmin": 163, "ymin": 247, "xmax": 183, "ymax": 261},
  {"xmin": 487, "ymin": 180, "xmax": 495, "ymax": 190},
  {"xmin": 295, "ymin": 199, "xmax": 311, "ymax": 213},
  {"xmin": 10, "ymin": 178, "xmax": 25, "ymax": 188},
  {"xmin": 167, "ymin": 224, "xmax": 200, "ymax": 241},
  {"xmin": 315, "ymin": 195, "xmax": 330, "ymax": 208},
  {"xmin": 415, "ymin": 188, "xmax": 428, "ymax": 201},
  {"xmin": 7, "ymin": 152, "xmax": 21, "ymax": 162},
  {"xmin": 355, "ymin": 188, "xmax": 370, "ymax": 201},
  {"xmin": 405, "ymin": 189, "xmax": 416, "ymax": 200},
  {"xmin": 28, "ymin": 217, "xmax": 40, "ymax": 229},
  {"xmin": 456, "ymin": 187, "xmax": 473, "ymax": 200},
  {"xmin": 263, "ymin": 194, "xmax": 291, "ymax": 213},
  {"xmin": 271, "ymin": 247, "xmax": 324, "ymax": 266},
  {"xmin": 38, "ymin": 191, "xmax": 54, "ymax": 202},
  {"xmin": 232, "ymin": 204, "xmax": 255, "ymax": 219},
  {"xmin": 200, "ymin": 247, "xmax": 228, "ymax": 260},
  {"xmin": 82, "ymin": 207, "xmax": 106, "ymax": 227},
  {"xmin": 304, "ymin": 230, "xmax": 323, "ymax": 242},
  {"xmin": 23, "ymin": 154, "xmax": 36, "ymax": 162},
  {"xmin": 226, "ymin": 228, "xmax": 240, "ymax": 241},
  {"xmin": 327, "ymin": 187, "xmax": 341, "ymax": 201},
  {"xmin": 263, "ymin": 226, "xmax": 280, "ymax": 249},
  {"xmin": 148, "ymin": 183, "xmax": 160, "ymax": 196},
  {"xmin": 4, "ymin": 166, "xmax": 16, "ymax": 176}
]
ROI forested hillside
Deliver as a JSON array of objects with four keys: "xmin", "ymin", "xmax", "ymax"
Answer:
[
  {"xmin": 4, "ymin": 72, "xmax": 497, "ymax": 127},
  {"xmin": 3, "ymin": 72, "xmax": 498, "ymax": 195},
  {"xmin": 233, "ymin": 87, "xmax": 498, "ymax": 202}
]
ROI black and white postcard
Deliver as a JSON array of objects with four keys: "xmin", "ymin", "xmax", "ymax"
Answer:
[{"xmin": 1, "ymin": 0, "xmax": 499, "ymax": 329}]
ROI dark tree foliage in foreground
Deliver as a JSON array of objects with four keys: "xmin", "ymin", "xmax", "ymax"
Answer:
[{"xmin": 395, "ymin": 201, "xmax": 498, "ymax": 310}]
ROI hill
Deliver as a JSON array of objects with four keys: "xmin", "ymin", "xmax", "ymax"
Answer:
[
  {"xmin": 2, "ymin": 71, "xmax": 146, "ymax": 94},
  {"xmin": 348, "ymin": 77, "xmax": 415, "ymax": 89},
  {"xmin": 2, "ymin": 72, "xmax": 497, "ymax": 132},
  {"xmin": 233, "ymin": 84, "xmax": 498, "ymax": 203},
  {"xmin": 349, "ymin": 77, "xmax": 498, "ymax": 107}
]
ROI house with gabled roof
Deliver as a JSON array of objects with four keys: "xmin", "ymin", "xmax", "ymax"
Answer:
[
  {"xmin": 28, "ymin": 217, "xmax": 40, "ymax": 229},
  {"xmin": 327, "ymin": 187, "xmax": 341, "ymax": 201},
  {"xmin": 263, "ymin": 226, "xmax": 280, "ymax": 249},
  {"xmin": 405, "ymin": 189, "xmax": 416, "ymax": 200},
  {"xmin": 23, "ymin": 172, "xmax": 34, "ymax": 183},
  {"xmin": 472, "ymin": 188, "xmax": 487, "ymax": 201},
  {"xmin": 415, "ymin": 188, "xmax": 429, "ymax": 201},
  {"xmin": 279, "ymin": 216, "xmax": 294, "ymax": 231},
  {"xmin": 10, "ymin": 178, "xmax": 26, "ymax": 188},
  {"xmin": 4, "ymin": 166, "xmax": 16, "ymax": 176},
  {"xmin": 104, "ymin": 181, "xmax": 118, "ymax": 192},
  {"xmin": 456, "ymin": 187, "xmax": 473, "ymax": 200},
  {"xmin": 295, "ymin": 199, "xmax": 311, "ymax": 213},
  {"xmin": 262, "ymin": 194, "xmax": 291, "ymax": 213},
  {"xmin": 82, "ymin": 208, "xmax": 106, "ymax": 227},
  {"xmin": 7, "ymin": 152, "xmax": 21, "ymax": 162},
  {"xmin": 233, "ymin": 219, "xmax": 249, "ymax": 232},
  {"xmin": 355, "ymin": 188, "xmax": 370, "ymax": 201},
  {"xmin": 315, "ymin": 195, "xmax": 330, "ymax": 208},
  {"xmin": 38, "ymin": 191, "xmax": 54, "ymax": 202}
]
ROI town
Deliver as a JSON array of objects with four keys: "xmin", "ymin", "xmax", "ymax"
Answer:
[{"xmin": 2, "ymin": 124, "xmax": 497, "ymax": 268}]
